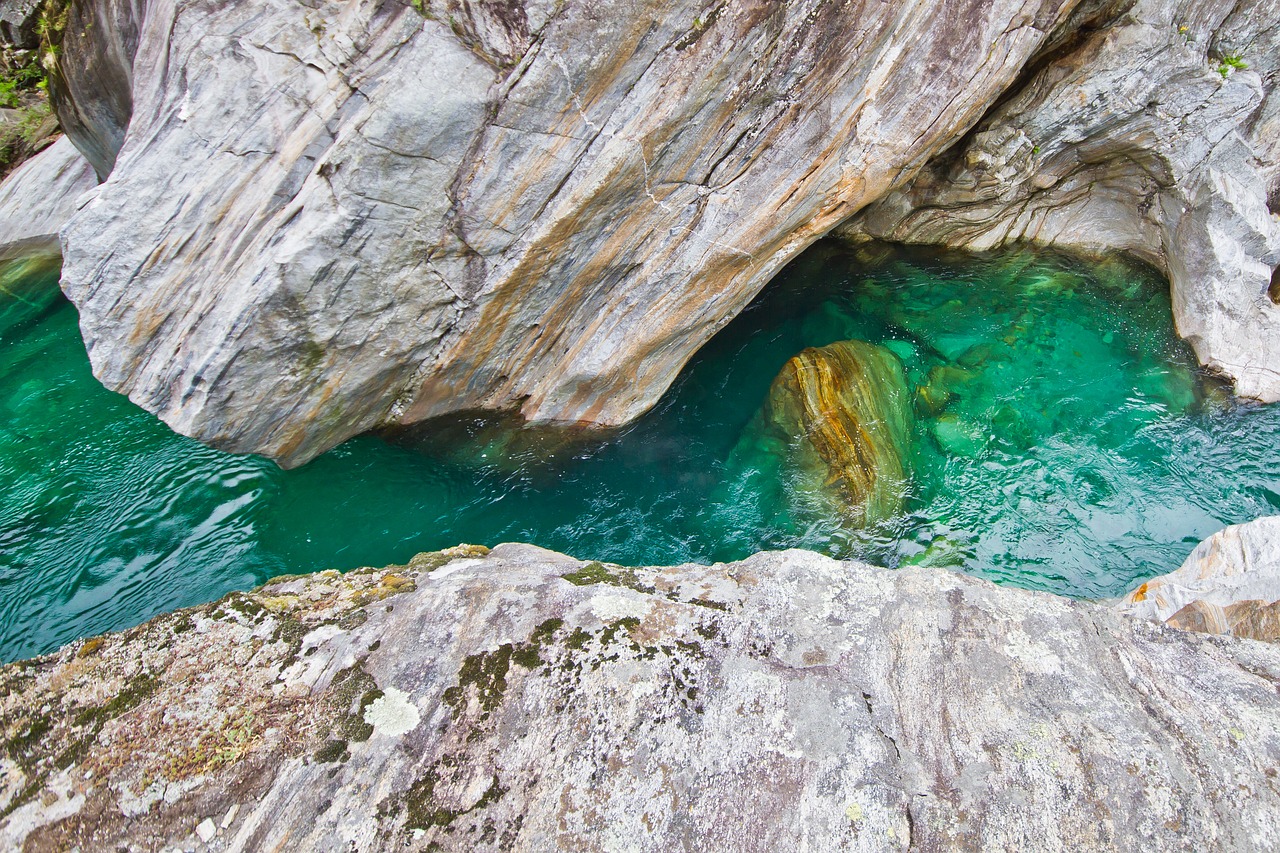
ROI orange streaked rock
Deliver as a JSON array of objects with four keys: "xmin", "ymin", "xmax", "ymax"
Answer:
[{"xmin": 755, "ymin": 340, "xmax": 913, "ymax": 528}]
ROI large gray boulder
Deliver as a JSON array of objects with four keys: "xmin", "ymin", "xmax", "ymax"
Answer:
[
  {"xmin": 2, "ymin": 544, "xmax": 1279, "ymax": 850},
  {"xmin": 52, "ymin": 0, "xmax": 1089, "ymax": 466},
  {"xmin": 841, "ymin": 0, "xmax": 1280, "ymax": 403}
]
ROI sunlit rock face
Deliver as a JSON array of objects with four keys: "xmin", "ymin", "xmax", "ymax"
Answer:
[
  {"xmin": 841, "ymin": 0, "xmax": 1280, "ymax": 404},
  {"xmin": 52, "ymin": 0, "xmax": 1085, "ymax": 466},
  {"xmin": 1119, "ymin": 516, "xmax": 1280, "ymax": 641},
  {"xmin": 744, "ymin": 340, "xmax": 912, "ymax": 528},
  {"xmin": 49, "ymin": 0, "xmax": 1280, "ymax": 466}
]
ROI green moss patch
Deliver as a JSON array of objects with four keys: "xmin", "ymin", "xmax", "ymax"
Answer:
[{"xmin": 561, "ymin": 561, "xmax": 654, "ymax": 593}]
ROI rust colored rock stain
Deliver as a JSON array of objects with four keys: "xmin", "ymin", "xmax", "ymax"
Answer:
[{"xmin": 758, "ymin": 339, "xmax": 913, "ymax": 527}]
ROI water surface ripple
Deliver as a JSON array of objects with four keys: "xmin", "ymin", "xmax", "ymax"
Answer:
[{"xmin": 1, "ymin": 242, "xmax": 1276, "ymax": 661}]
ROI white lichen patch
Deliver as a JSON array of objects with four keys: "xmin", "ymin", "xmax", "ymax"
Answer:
[
  {"xmin": 430, "ymin": 558, "xmax": 486, "ymax": 579},
  {"xmin": 589, "ymin": 593, "xmax": 649, "ymax": 623},
  {"xmin": 1002, "ymin": 630, "xmax": 1063, "ymax": 674},
  {"xmin": 363, "ymin": 688, "xmax": 421, "ymax": 738}
]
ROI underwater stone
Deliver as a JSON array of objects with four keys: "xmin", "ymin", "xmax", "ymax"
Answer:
[
  {"xmin": 842, "ymin": 0, "xmax": 1280, "ymax": 405},
  {"xmin": 754, "ymin": 339, "xmax": 913, "ymax": 528}
]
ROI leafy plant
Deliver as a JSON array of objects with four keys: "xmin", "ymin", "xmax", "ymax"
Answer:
[{"xmin": 1216, "ymin": 52, "xmax": 1247, "ymax": 78}]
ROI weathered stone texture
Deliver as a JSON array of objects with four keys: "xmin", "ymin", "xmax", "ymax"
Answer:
[
  {"xmin": 1119, "ymin": 515, "xmax": 1280, "ymax": 641},
  {"xmin": 841, "ymin": 0, "xmax": 1280, "ymax": 403},
  {"xmin": 3, "ymin": 544, "xmax": 1279, "ymax": 850},
  {"xmin": 55, "ymin": 0, "xmax": 1090, "ymax": 466}
]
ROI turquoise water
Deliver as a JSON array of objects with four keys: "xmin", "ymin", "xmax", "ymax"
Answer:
[{"xmin": 3, "ymin": 242, "xmax": 1279, "ymax": 662}]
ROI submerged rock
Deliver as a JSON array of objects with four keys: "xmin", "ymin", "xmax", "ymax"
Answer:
[
  {"xmin": 49, "ymin": 0, "xmax": 1090, "ymax": 466},
  {"xmin": 2, "ymin": 544, "xmax": 1279, "ymax": 850},
  {"xmin": 747, "ymin": 340, "xmax": 912, "ymax": 528},
  {"xmin": 1118, "ymin": 516, "xmax": 1280, "ymax": 641},
  {"xmin": 843, "ymin": 0, "xmax": 1280, "ymax": 405}
]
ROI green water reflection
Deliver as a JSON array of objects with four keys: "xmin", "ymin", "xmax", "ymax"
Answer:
[{"xmin": 2, "ymin": 242, "xmax": 1277, "ymax": 662}]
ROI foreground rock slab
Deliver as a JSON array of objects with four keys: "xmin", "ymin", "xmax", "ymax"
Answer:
[{"xmin": 3, "ymin": 545, "xmax": 1279, "ymax": 850}]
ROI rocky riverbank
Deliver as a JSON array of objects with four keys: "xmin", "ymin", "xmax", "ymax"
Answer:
[{"xmin": 2, "ymin": 539, "xmax": 1278, "ymax": 851}]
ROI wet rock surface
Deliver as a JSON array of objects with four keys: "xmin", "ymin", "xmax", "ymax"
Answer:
[
  {"xmin": 3, "ymin": 543, "xmax": 1279, "ymax": 850},
  {"xmin": 742, "ymin": 339, "xmax": 913, "ymax": 528}
]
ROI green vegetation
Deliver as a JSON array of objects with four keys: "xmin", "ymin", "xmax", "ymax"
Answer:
[
  {"xmin": 0, "ymin": 61, "xmax": 42, "ymax": 109},
  {"xmin": 0, "ymin": 0, "xmax": 68, "ymax": 175},
  {"xmin": 0, "ymin": 58, "xmax": 55, "ymax": 175},
  {"xmin": 400, "ymin": 761, "xmax": 507, "ymax": 834},
  {"xmin": 1216, "ymin": 52, "xmax": 1247, "ymax": 78},
  {"xmin": 561, "ymin": 561, "xmax": 654, "ymax": 593},
  {"xmin": 326, "ymin": 662, "xmax": 383, "ymax": 743}
]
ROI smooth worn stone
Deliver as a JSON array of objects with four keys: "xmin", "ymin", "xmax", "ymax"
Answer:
[
  {"xmin": 842, "ymin": 0, "xmax": 1280, "ymax": 404},
  {"xmin": 1118, "ymin": 515, "xmax": 1280, "ymax": 639},
  {"xmin": 51, "ymin": 0, "xmax": 1088, "ymax": 466},
  {"xmin": 1166, "ymin": 598, "xmax": 1280, "ymax": 642},
  {"xmin": 750, "ymin": 339, "xmax": 913, "ymax": 528},
  {"xmin": 0, "ymin": 136, "xmax": 96, "ymax": 258},
  {"xmin": 1, "ymin": 544, "xmax": 1278, "ymax": 850}
]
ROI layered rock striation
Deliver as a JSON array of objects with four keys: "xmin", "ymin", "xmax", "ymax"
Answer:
[
  {"xmin": 32, "ymin": 0, "xmax": 1280, "ymax": 468},
  {"xmin": 52, "ymin": 0, "xmax": 1095, "ymax": 466},
  {"xmin": 3, "ymin": 544, "xmax": 1280, "ymax": 850},
  {"xmin": 744, "ymin": 339, "xmax": 913, "ymax": 527},
  {"xmin": 841, "ymin": 0, "xmax": 1280, "ymax": 402},
  {"xmin": 1119, "ymin": 515, "xmax": 1280, "ymax": 640}
]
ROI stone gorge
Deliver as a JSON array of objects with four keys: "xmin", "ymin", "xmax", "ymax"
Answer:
[
  {"xmin": 1, "ymin": 0, "xmax": 1280, "ymax": 848},
  {"xmin": 44, "ymin": 0, "xmax": 1280, "ymax": 467}
]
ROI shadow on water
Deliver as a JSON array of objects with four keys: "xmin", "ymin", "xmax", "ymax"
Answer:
[{"xmin": 1, "ymin": 239, "xmax": 1277, "ymax": 661}]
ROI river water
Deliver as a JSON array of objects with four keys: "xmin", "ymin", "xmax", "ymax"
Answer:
[{"xmin": 3, "ymin": 241, "xmax": 1278, "ymax": 661}]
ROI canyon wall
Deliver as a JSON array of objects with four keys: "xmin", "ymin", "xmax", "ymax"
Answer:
[
  {"xmin": 841, "ymin": 0, "xmax": 1280, "ymax": 403},
  {"xmin": 50, "ymin": 0, "xmax": 1088, "ymax": 465},
  {"xmin": 39, "ymin": 0, "xmax": 1280, "ymax": 466}
]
